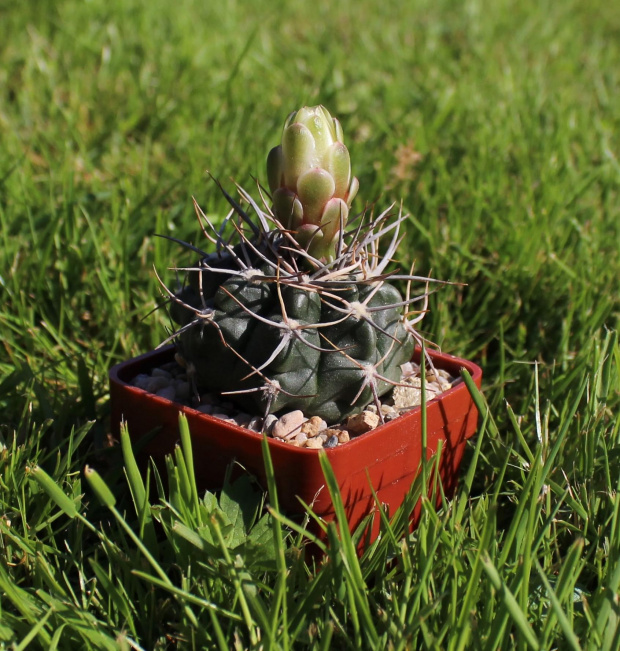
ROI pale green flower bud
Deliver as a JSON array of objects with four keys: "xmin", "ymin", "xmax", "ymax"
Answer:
[
  {"xmin": 266, "ymin": 105, "xmax": 359, "ymax": 259},
  {"xmin": 297, "ymin": 168, "xmax": 336, "ymax": 224}
]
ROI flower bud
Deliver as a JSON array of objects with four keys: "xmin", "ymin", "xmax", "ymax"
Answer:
[{"xmin": 268, "ymin": 105, "xmax": 358, "ymax": 259}]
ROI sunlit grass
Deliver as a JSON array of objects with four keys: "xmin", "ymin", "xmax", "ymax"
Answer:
[{"xmin": 1, "ymin": 0, "xmax": 619, "ymax": 647}]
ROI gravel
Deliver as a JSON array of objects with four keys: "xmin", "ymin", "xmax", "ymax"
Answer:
[{"xmin": 129, "ymin": 356, "xmax": 457, "ymax": 448}]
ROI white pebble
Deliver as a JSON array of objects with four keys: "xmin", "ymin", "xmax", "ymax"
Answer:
[
  {"xmin": 392, "ymin": 384, "xmax": 422, "ymax": 410},
  {"xmin": 263, "ymin": 414, "xmax": 278, "ymax": 435},
  {"xmin": 380, "ymin": 404, "xmax": 400, "ymax": 421},
  {"xmin": 293, "ymin": 432, "xmax": 308, "ymax": 446},
  {"xmin": 272, "ymin": 410, "xmax": 306, "ymax": 440}
]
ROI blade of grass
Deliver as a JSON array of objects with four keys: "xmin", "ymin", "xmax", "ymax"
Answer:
[
  {"xmin": 178, "ymin": 413, "xmax": 202, "ymax": 524},
  {"xmin": 319, "ymin": 452, "xmax": 380, "ymax": 648},
  {"xmin": 260, "ymin": 434, "xmax": 289, "ymax": 648},
  {"xmin": 535, "ymin": 560, "xmax": 582, "ymax": 651},
  {"xmin": 480, "ymin": 552, "xmax": 540, "ymax": 650}
]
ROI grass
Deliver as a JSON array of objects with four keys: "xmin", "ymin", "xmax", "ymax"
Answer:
[{"xmin": 1, "ymin": 0, "xmax": 619, "ymax": 647}]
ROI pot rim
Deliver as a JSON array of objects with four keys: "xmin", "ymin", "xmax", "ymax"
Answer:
[{"xmin": 109, "ymin": 345, "xmax": 482, "ymax": 454}]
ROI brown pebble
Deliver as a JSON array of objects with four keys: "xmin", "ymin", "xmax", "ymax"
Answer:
[
  {"xmin": 305, "ymin": 437, "xmax": 324, "ymax": 449},
  {"xmin": 346, "ymin": 411, "xmax": 380, "ymax": 434},
  {"xmin": 336, "ymin": 429, "xmax": 350, "ymax": 444},
  {"xmin": 301, "ymin": 416, "xmax": 327, "ymax": 438}
]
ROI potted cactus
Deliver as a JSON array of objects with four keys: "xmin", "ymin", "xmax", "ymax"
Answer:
[{"xmin": 110, "ymin": 106, "xmax": 482, "ymax": 543}]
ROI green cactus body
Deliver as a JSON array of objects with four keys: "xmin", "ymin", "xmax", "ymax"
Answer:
[
  {"xmin": 171, "ymin": 251, "xmax": 415, "ymax": 423},
  {"xmin": 165, "ymin": 106, "xmax": 434, "ymax": 425}
]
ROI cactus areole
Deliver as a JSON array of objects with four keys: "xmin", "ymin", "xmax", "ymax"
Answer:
[{"xmin": 165, "ymin": 106, "xmax": 438, "ymax": 425}]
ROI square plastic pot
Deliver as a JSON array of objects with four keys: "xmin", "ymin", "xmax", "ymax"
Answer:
[{"xmin": 109, "ymin": 346, "xmax": 482, "ymax": 544}]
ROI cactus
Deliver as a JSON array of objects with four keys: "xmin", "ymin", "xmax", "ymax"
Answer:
[{"xmin": 162, "ymin": 106, "xmax": 438, "ymax": 425}]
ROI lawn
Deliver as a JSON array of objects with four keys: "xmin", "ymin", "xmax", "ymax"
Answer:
[{"xmin": 1, "ymin": 0, "xmax": 619, "ymax": 648}]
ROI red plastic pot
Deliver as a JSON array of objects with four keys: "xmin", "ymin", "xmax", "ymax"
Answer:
[{"xmin": 109, "ymin": 346, "xmax": 482, "ymax": 544}]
